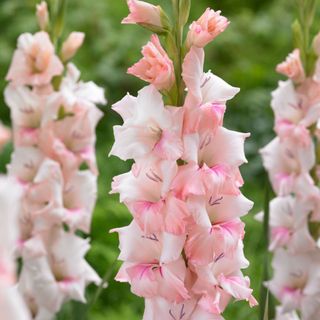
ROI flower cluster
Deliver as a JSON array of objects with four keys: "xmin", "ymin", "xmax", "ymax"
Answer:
[
  {"xmin": 111, "ymin": 1, "xmax": 256, "ymax": 319},
  {"xmin": 261, "ymin": 45, "xmax": 320, "ymax": 319},
  {"xmin": 4, "ymin": 2, "xmax": 105, "ymax": 318}
]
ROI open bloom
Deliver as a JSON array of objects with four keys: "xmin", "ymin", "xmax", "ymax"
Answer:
[
  {"xmin": 187, "ymin": 9, "xmax": 229, "ymax": 48},
  {"xmin": 122, "ymin": 0, "xmax": 163, "ymax": 28},
  {"xmin": 257, "ymin": 196, "xmax": 316, "ymax": 252},
  {"xmin": 19, "ymin": 228, "xmax": 100, "ymax": 316},
  {"xmin": 268, "ymin": 249, "xmax": 320, "ymax": 320},
  {"xmin": 63, "ymin": 170, "xmax": 97, "ymax": 232},
  {"xmin": 5, "ymin": 84, "xmax": 45, "ymax": 146},
  {"xmin": 185, "ymin": 193, "xmax": 252, "ymax": 265},
  {"xmin": 110, "ymin": 85, "xmax": 183, "ymax": 162},
  {"xmin": 23, "ymin": 159, "xmax": 64, "ymax": 231},
  {"xmin": 271, "ymin": 80, "xmax": 320, "ymax": 132},
  {"xmin": 182, "ymin": 47, "xmax": 239, "ymax": 134},
  {"xmin": 173, "ymin": 127, "xmax": 248, "ymax": 199},
  {"xmin": 128, "ymin": 35, "xmax": 175, "ymax": 90},
  {"xmin": 113, "ymin": 221, "xmax": 189, "ymax": 303},
  {"xmin": 6, "ymin": 31, "xmax": 63, "ymax": 86},
  {"xmin": 191, "ymin": 242, "xmax": 257, "ymax": 314},
  {"xmin": 111, "ymin": 157, "xmax": 190, "ymax": 235},
  {"xmin": 261, "ymin": 137, "xmax": 315, "ymax": 196}
]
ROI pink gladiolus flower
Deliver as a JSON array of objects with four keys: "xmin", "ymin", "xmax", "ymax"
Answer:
[
  {"xmin": 122, "ymin": 0, "xmax": 163, "ymax": 28},
  {"xmin": 111, "ymin": 159, "xmax": 190, "ymax": 235},
  {"xmin": 187, "ymin": 9, "xmax": 229, "ymax": 48},
  {"xmin": 276, "ymin": 49, "xmax": 305, "ymax": 83},
  {"xmin": 268, "ymin": 249, "xmax": 320, "ymax": 319},
  {"xmin": 261, "ymin": 137, "xmax": 315, "ymax": 196},
  {"xmin": 112, "ymin": 221, "xmax": 189, "ymax": 302},
  {"xmin": 6, "ymin": 32, "xmax": 63, "ymax": 86},
  {"xmin": 264, "ymin": 196, "xmax": 316, "ymax": 252},
  {"xmin": 63, "ymin": 171, "xmax": 97, "ymax": 232},
  {"xmin": 128, "ymin": 35, "xmax": 175, "ymax": 90},
  {"xmin": 110, "ymin": 85, "xmax": 183, "ymax": 162},
  {"xmin": 182, "ymin": 47, "xmax": 239, "ymax": 134}
]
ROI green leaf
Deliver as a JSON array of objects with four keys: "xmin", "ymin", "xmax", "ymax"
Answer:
[{"xmin": 259, "ymin": 181, "xmax": 275, "ymax": 320}]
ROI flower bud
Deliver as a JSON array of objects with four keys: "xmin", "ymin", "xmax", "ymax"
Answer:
[
  {"xmin": 36, "ymin": 1, "xmax": 49, "ymax": 31},
  {"xmin": 127, "ymin": 34, "xmax": 175, "ymax": 90},
  {"xmin": 122, "ymin": 0, "xmax": 168, "ymax": 32},
  {"xmin": 276, "ymin": 49, "xmax": 305, "ymax": 83},
  {"xmin": 61, "ymin": 32, "xmax": 85, "ymax": 62},
  {"xmin": 186, "ymin": 8, "xmax": 229, "ymax": 48}
]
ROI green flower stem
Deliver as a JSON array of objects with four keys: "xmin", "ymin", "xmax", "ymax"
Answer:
[
  {"xmin": 294, "ymin": 0, "xmax": 318, "ymax": 75},
  {"xmin": 89, "ymin": 257, "xmax": 118, "ymax": 308},
  {"xmin": 53, "ymin": 0, "xmax": 68, "ymax": 46},
  {"xmin": 170, "ymin": 0, "xmax": 185, "ymax": 106},
  {"xmin": 259, "ymin": 181, "xmax": 275, "ymax": 320},
  {"xmin": 46, "ymin": 0, "xmax": 69, "ymax": 91}
]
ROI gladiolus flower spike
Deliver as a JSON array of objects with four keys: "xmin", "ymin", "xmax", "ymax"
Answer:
[
  {"xmin": 110, "ymin": 1, "xmax": 256, "ymax": 319},
  {"xmin": 5, "ymin": 2, "xmax": 106, "ymax": 318}
]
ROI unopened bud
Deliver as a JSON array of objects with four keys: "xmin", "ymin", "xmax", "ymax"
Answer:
[
  {"xmin": 122, "ymin": 0, "xmax": 169, "ymax": 34},
  {"xmin": 61, "ymin": 32, "xmax": 85, "ymax": 62},
  {"xmin": 36, "ymin": 1, "xmax": 49, "ymax": 31}
]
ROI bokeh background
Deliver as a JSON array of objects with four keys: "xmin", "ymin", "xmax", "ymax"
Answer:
[{"xmin": 0, "ymin": 0, "xmax": 297, "ymax": 319}]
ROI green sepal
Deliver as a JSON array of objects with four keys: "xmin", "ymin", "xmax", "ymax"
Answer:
[
  {"xmin": 179, "ymin": 0, "xmax": 191, "ymax": 28},
  {"xmin": 57, "ymin": 105, "xmax": 74, "ymax": 121},
  {"xmin": 309, "ymin": 220, "xmax": 320, "ymax": 241},
  {"xmin": 292, "ymin": 20, "xmax": 304, "ymax": 55},
  {"xmin": 52, "ymin": 0, "xmax": 68, "ymax": 43},
  {"xmin": 138, "ymin": 22, "xmax": 169, "ymax": 35}
]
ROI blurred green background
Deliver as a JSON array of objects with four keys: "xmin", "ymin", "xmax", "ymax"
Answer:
[{"xmin": 0, "ymin": 0, "xmax": 297, "ymax": 319}]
